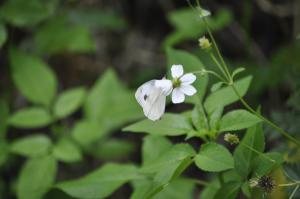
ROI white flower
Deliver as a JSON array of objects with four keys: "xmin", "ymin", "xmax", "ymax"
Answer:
[{"xmin": 155, "ymin": 64, "xmax": 197, "ymax": 104}]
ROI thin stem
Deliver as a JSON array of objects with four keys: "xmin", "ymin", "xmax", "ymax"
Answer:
[
  {"xmin": 210, "ymin": 53, "xmax": 228, "ymax": 80},
  {"xmin": 191, "ymin": 69, "xmax": 227, "ymax": 82},
  {"xmin": 241, "ymin": 142, "xmax": 275, "ymax": 163},
  {"xmin": 289, "ymin": 185, "xmax": 299, "ymax": 199},
  {"xmin": 231, "ymin": 84, "xmax": 300, "ymax": 147},
  {"xmin": 188, "ymin": 179, "xmax": 209, "ymax": 186},
  {"xmin": 278, "ymin": 182, "xmax": 300, "ymax": 187}
]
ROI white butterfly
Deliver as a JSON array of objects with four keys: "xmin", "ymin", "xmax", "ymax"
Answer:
[{"xmin": 135, "ymin": 80, "xmax": 166, "ymax": 121}]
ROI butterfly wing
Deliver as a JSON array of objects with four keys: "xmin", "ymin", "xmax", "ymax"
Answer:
[{"xmin": 135, "ymin": 80, "xmax": 166, "ymax": 121}]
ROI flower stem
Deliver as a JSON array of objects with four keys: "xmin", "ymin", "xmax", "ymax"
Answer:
[
  {"xmin": 231, "ymin": 84, "xmax": 300, "ymax": 147},
  {"xmin": 241, "ymin": 142, "xmax": 275, "ymax": 163},
  {"xmin": 278, "ymin": 182, "xmax": 300, "ymax": 187},
  {"xmin": 188, "ymin": 178, "xmax": 209, "ymax": 186},
  {"xmin": 192, "ymin": 69, "xmax": 226, "ymax": 82}
]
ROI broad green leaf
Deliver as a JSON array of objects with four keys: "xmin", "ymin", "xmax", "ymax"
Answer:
[
  {"xmin": 10, "ymin": 135, "xmax": 52, "ymax": 157},
  {"xmin": 53, "ymin": 138, "xmax": 82, "ymax": 163},
  {"xmin": 0, "ymin": 0, "xmax": 57, "ymax": 27},
  {"xmin": 213, "ymin": 182, "xmax": 240, "ymax": 199},
  {"xmin": 137, "ymin": 144, "xmax": 195, "ymax": 199},
  {"xmin": 142, "ymin": 135, "xmax": 172, "ymax": 166},
  {"xmin": 71, "ymin": 120, "xmax": 106, "ymax": 146},
  {"xmin": 123, "ymin": 113, "xmax": 192, "ymax": 136},
  {"xmin": 9, "ymin": 107, "xmax": 52, "ymax": 128},
  {"xmin": 204, "ymin": 76, "xmax": 252, "ymax": 114},
  {"xmin": 208, "ymin": 106, "xmax": 223, "ymax": 130},
  {"xmin": 131, "ymin": 178, "xmax": 195, "ymax": 199},
  {"xmin": 0, "ymin": 99, "xmax": 9, "ymax": 139},
  {"xmin": 192, "ymin": 105, "xmax": 209, "ymax": 131},
  {"xmin": 166, "ymin": 48, "xmax": 208, "ymax": 103},
  {"xmin": 10, "ymin": 49, "xmax": 57, "ymax": 106},
  {"xmin": 234, "ymin": 124, "xmax": 265, "ymax": 179},
  {"xmin": 69, "ymin": 8, "xmax": 127, "ymax": 31},
  {"xmin": 93, "ymin": 139, "xmax": 134, "ymax": 160},
  {"xmin": 84, "ymin": 69, "xmax": 141, "ymax": 131},
  {"xmin": 195, "ymin": 142, "xmax": 234, "ymax": 172},
  {"xmin": 35, "ymin": 15, "xmax": 95, "ymax": 55},
  {"xmin": 252, "ymin": 152, "xmax": 284, "ymax": 177},
  {"xmin": 53, "ymin": 87, "xmax": 87, "ymax": 119},
  {"xmin": 56, "ymin": 163, "xmax": 141, "ymax": 199},
  {"xmin": 0, "ymin": 23, "xmax": 7, "ymax": 47},
  {"xmin": 17, "ymin": 155, "xmax": 57, "ymax": 199},
  {"xmin": 199, "ymin": 179, "xmax": 220, "ymax": 199},
  {"xmin": 219, "ymin": 109, "xmax": 262, "ymax": 132},
  {"xmin": 164, "ymin": 9, "xmax": 232, "ymax": 47}
]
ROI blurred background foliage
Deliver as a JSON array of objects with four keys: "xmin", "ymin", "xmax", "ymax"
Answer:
[{"xmin": 0, "ymin": 0, "xmax": 300, "ymax": 198}]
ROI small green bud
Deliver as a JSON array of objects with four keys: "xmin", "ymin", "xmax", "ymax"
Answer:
[
  {"xmin": 224, "ymin": 133, "xmax": 240, "ymax": 145},
  {"xmin": 198, "ymin": 36, "xmax": 211, "ymax": 50}
]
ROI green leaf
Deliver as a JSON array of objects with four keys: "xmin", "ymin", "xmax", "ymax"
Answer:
[
  {"xmin": 142, "ymin": 135, "xmax": 173, "ymax": 166},
  {"xmin": 56, "ymin": 163, "xmax": 141, "ymax": 199},
  {"xmin": 195, "ymin": 142, "xmax": 234, "ymax": 172},
  {"xmin": 71, "ymin": 120, "xmax": 105, "ymax": 146},
  {"xmin": 69, "ymin": 8, "xmax": 127, "ymax": 31},
  {"xmin": 136, "ymin": 144, "xmax": 195, "ymax": 199},
  {"xmin": 93, "ymin": 139, "xmax": 134, "ymax": 160},
  {"xmin": 35, "ymin": 15, "xmax": 95, "ymax": 55},
  {"xmin": 199, "ymin": 179, "xmax": 220, "ymax": 199},
  {"xmin": 0, "ymin": 0, "xmax": 57, "ymax": 27},
  {"xmin": 53, "ymin": 138, "xmax": 82, "ymax": 163},
  {"xmin": 208, "ymin": 106, "xmax": 223, "ymax": 131},
  {"xmin": 166, "ymin": 48, "xmax": 208, "ymax": 103},
  {"xmin": 232, "ymin": 67, "xmax": 245, "ymax": 79},
  {"xmin": 252, "ymin": 152, "xmax": 284, "ymax": 177},
  {"xmin": 213, "ymin": 182, "xmax": 240, "ymax": 199},
  {"xmin": 10, "ymin": 49, "xmax": 57, "ymax": 106},
  {"xmin": 219, "ymin": 109, "xmax": 262, "ymax": 132},
  {"xmin": 17, "ymin": 155, "xmax": 57, "ymax": 199},
  {"xmin": 10, "ymin": 135, "xmax": 52, "ymax": 157},
  {"xmin": 9, "ymin": 107, "xmax": 52, "ymax": 128},
  {"xmin": 192, "ymin": 104, "xmax": 209, "ymax": 131},
  {"xmin": 131, "ymin": 178, "xmax": 195, "ymax": 199},
  {"xmin": 53, "ymin": 87, "xmax": 86, "ymax": 119},
  {"xmin": 123, "ymin": 113, "xmax": 192, "ymax": 136},
  {"xmin": 210, "ymin": 82, "xmax": 224, "ymax": 92},
  {"xmin": 0, "ymin": 23, "xmax": 7, "ymax": 47},
  {"xmin": 234, "ymin": 124, "xmax": 265, "ymax": 178},
  {"xmin": 204, "ymin": 76, "xmax": 252, "ymax": 114},
  {"xmin": 84, "ymin": 69, "xmax": 141, "ymax": 131},
  {"xmin": 0, "ymin": 99, "xmax": 9, "ymax": 139}
]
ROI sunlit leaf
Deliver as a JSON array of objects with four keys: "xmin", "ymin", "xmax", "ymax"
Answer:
[
  {"xmin": 195, "ymin": 142, "xmax": 234, "ymax": 172},
  {"xmin": 10, "ymin": 49, "xmax": 57, "ymax": 107},
  {"xmin": 123, "ymin": 113, "xmax": 192, "ymax": 136},
  {"xmin": 53, "ymin": 138, "xmax": 82, "ymax": 163},
  {"xmin": 53, "ymin": 87, "xmax": 86, "ymax": 119},
  {"xmin": 10, "ymin": 135, "xmax": 52, "ymax": 157},
  {"xmin": 17, "ymin": 155, "xmax": 57, "ymax": 199},
  {"xmin": 9, "ymin": 107, "xmax": 52, "ymax": 128},
  {"xmin": 56, "ymin": 163, "xmax": 141, "ymax": 199},
  {"xmin": 219, "ymin": 109, "xmax": 262, "ymax": 132}
]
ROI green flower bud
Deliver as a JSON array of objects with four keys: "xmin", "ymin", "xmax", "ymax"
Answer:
[{"xmin": 224, "ymin": 133, "xmax": 240, "ymax": 145}]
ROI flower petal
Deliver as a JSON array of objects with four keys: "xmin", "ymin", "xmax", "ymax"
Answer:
[
  {"xmin": 180, "ymin": 85, "xmax": 197, "ymax": 96},
  {"xmin": 180, "ymin": 73, "xmax": 196, "ymax": 85},
  {"xmin": 172, "ymin": 88, "xmax": 185, "ymax": 104},
  {"xmin": 155, "ymin": 79, "xmax": 173, "ymax": 96},
  {"xmin": 171, "ymin": 64, "xmax": 184, "ymax": 78}
]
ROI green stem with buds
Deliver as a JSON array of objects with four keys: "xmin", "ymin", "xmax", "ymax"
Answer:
[{"xmin": 194, "ymin": 0, "xmax": 300, "ymax": 147}]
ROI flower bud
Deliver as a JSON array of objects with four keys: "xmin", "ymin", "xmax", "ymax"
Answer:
[
  {"xmin": 198, "ymin": 36, "xmax": 211, "ymax": 50},
  {"xmin": 224, "ymin": 133, "xmax": 240, "ymax": 145}
]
